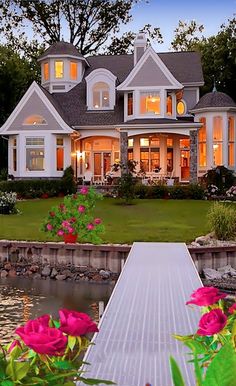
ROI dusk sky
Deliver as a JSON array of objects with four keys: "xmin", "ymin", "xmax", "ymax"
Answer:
[{"xmin": 124, "ymin": 0, "xmax": 235, "ymax": 51}]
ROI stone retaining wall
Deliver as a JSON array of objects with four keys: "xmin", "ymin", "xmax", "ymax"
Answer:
[{"xmin": 0, "ymin": 241, "xmax": 236, "ymax": 275}]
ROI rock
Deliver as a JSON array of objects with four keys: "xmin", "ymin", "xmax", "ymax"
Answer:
[
  {"xmin": 61, "ymin": 269, "xmax": 73, "ymax": 278},
  {"xmin": 29, "ymin": 264, "xmax": 39, "ymax": 273},
  {"xmin": 203, "ymin": 268, "xmax": 223, "ymax": 280},
  {"xmin": 195, "ymin": 235, "xmax": 212, "ymax": 246},
  {"xmin": 4, "ymin": 263, "xmax": 11, "ymax": 271},
  {"xmin": 217, "ymin": 265, "xmax": 236, "ymax": 277},
  {"xmin": 8, "ymin": 269, "xmax": 16, "ymax": 277},
  {"xmin": 55, "ymin": 274, "xmax": 67, "ymax": 281},
  {"xmin": 50, "ymin": 268, "xmax": 58, "ymax": 278},
  {"xmin": 190, "ymin": 241, "xmax": 201, "ymax": 247},
  {"xmin": 77, "ymin": 266, "xmax": 88, "ymax": 273},
  {"xmin": 41, "ymin": 266, "xmax": 51, "ymax": 277},
  {"xmin": 1, "ymin": 270, "xmax": 8, "ymax": 278},
  {"xmin": 99, "ymin": 269, "xmax": 111, "ymax": 279},
  {"xmin": 33, "ymin": 273, "xmax": 42, "ymax": 280}
]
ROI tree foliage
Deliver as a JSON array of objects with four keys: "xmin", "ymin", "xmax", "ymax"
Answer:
[
  {"xmin": 0, "ymin": 0, "xmax": 163, "ymax": 57},
  {"xmin": 171, "ymin": 20, "xmax": 204, "ymax": 51}
]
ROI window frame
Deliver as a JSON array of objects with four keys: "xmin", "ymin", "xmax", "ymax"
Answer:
[
  {"xmin": 140, "ymin": 91, "xmax": 161, "ymax": 116},
  {"xmin": 92, "ymin": 82, "xmax": 110, "ymax": 110},
  {"xmin": 54, "ymin": 60, "xmax": 64, "ymax": 79},
  {"xmin": 25, "ymin": 137, "xmax": 45, "ymax": 172},
  {"xmin": 176, "ymin": 99, "xmax": 187, "ymax": 116}
]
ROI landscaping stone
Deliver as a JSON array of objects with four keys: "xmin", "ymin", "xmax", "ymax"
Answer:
[
  {"xmin": 56, "ymin": 274, "xmax": 67, "ymax": 281},
  {"xmin": 8, "ymin": 269, "xmax": 16, "ymax": 277},
  {"xmin": 203, "ymin": 268, "xmax": 223, "ymax": 280},
  {"xmin": 50, "ymin": 268, "xmax": 58, "ymax": 278},
  {"xmin": 99, "ymin": 269, "xmax": 111, "ymax": 279},
  {"xmin": 41, "ymin": 266, "xmax": 51, "ymax": 276},
  {"xmin": 217, "ymin": 265, "xmax": 236, "ymax": 277},
  {"xmin": 1, "ymin": 270, "xmax": 8, "ymax": 278}
]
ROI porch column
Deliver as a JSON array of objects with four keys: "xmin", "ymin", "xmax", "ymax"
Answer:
[
  {"xmin": 190, "ymin": 129, "xmax": 198, "ymax": 183},
  {"xmin": 120, "ymin": 130, "xmax": 128, "ymax": 174}
]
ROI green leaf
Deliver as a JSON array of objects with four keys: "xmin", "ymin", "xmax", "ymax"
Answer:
[
  {"xmin": 14, "ymin": 362, "xmax": 30, "ymax": 381},
  {"xmin": 78, "ymin": 377, "xmax": 115, "ymax": 385},
  {"xmin": 203, "ymin": 342, "xmax": 236, "ymax": 386},
  {"xmin": 183, "ymin": 340, "xmax": 208, "ymax": 355},
  {"xmin": 231, "ymin": 319, "xmax": 236, "ymax": 348},
  {"xmin": 52, "ymin": 360, "xmax": 75, "ymax": 370},
  {"xmin": 193, "ymin": 353, "xmax": 203, "ymax": 386},
  {"xmin": 169, "ymin": 357, "xmax": 186, "ymax": 386},
  {"xmin": 68, "ymin": 335, "xmax": 76, "ymax": 351},
  {"xmin": 0, "ymin": 381, "xmax": 14, "ymax": 386},
  {"xmin": 173, "ymin": 334, "xmax": 193, "ymax": 342}
]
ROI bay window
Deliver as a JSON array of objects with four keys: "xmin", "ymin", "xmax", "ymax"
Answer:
[
  {"xmin": 228, "ymin": 116, "xmax": 235, "ymax": 166},
  {"xmin": 56, "ymin": 137, "xmax": 64, "ymax": 171},
  {"xmin": 26, "ymin": 137, "xmax": 45, "ymax": 171},
  {"xmin": 213, "ymin": 116, "xmax": 223, "ymax": 165},
  {"xmin": 198, "ymin": 117, "xmax": 207, "ymax": 167},
  {"xmin": 140, "ymin": 92, "xmax": 160, "ymax": 115}
]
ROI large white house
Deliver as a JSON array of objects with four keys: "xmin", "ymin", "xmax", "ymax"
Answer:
[{"xmin": 0, "ymin": 34, "xmax": 236, "ymax": 183}]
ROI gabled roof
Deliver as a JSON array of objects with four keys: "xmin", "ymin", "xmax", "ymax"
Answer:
[
  {"xmin": 192, "ymin": 91, "xmax": 236, "ymax": 111},
  {"xmin": 38, "ymin": 41, "xmax": 84, "ymax": 61}
]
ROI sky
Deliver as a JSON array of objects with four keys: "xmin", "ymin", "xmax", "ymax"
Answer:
[{"xmin": 123, "ymin": 0, "xmax": 236, "ymax": 51}]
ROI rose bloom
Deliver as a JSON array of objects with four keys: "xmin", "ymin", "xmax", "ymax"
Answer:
[
  {"xmin": 80, "ymin": 187, "xmax": 88, "ymax": 195},
  {"xmin": 229, "ymin": 303, "xmax": 236, "ymax": 314},
  {"xmin": 94, "ymin": 218, "xmax": 102, "ymax": 225},
  {"xmin": 87, "ymin": 223, "xmax": 94, "ymax": 230},
  {"xmin": 57, "ymin": 229, "xmax": 64, "ymax": 236},
  {"xmin": 46, "ymin": 223, "xmax": 53, "ymax": 231},
  {"xmin": 197, "ymin": 309, "xmax": 227, "ymax": 336},
  {"xmin": 186, "ymin": 287, "xmax": 227, "ymax": 306},
  {"xmin": 62, "ymin": 220, "xmax": 70, "ymax": 228},
  {"xmin": 15, "ymin": 315, "xmax": 67, "ymax": 356},
  {"xmin": 59, "ymin": 309, "xmax": 98, "ymax": 336},
  {"xmin": 49, "ymin": 211, "xmax": 55, "ymax": 217},
  {"xmin": 78, "ymin": 205, "xmax": 85, "ymax": 213},
  {"xmin": 8, "ymin": 339, "xmax": 22, "ymax": 353},
  {"xmin": 67, "ymin": 226, "xmax": 75, "ymax": 234}
]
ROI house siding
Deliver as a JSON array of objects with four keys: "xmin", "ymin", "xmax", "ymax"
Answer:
[{"xmin": 128, "ymin": 57, "xmax": 172, "ymax": 87}]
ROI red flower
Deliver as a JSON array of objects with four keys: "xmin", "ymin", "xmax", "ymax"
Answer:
[
  {"xmin": 229, "ymin": 303, "xmax": 236, "ymax": 314},
  {"xmin": 186, "ymin": 287, "xmax": 227, "ymax": 306},
  {"xmin": 197, "ymin": 309, "xmax": 227, "ymax": 336},
  {"xmin": 94, "ymin": 218, "xmax": 102, "ymax": 224},
  {"xmin": 59, "ymin": 309, "xmax": 98, "ymax": 337},
  {"xmin": 87, "ymin": 223, "xmax": 94, "ymax": 230},
  {"xmin": 80, "ymin": 187, "xmax": 88, "ymax": 195},
  {"xmin": 49, "ymin": 211, "xmax": 55, "ymax": 217}
]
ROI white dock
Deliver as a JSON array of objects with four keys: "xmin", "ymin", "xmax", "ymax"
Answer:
[{"xmin": 80, "ymin": 242, "xmax": 202, "ymax": 386}]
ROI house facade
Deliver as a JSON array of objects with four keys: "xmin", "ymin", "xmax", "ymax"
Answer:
[{"xmin": 0, "ymin": 34, "xmax": 236, "ymax": 183}]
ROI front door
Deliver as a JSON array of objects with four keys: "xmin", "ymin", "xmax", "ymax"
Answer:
[{"xmin": 93, "ymin": 152, "xmax": 111, "ymax": 181}]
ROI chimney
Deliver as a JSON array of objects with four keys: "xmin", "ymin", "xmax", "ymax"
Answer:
[{"xmin": 134, "ymin": 32, "xmax": 147, "ymax": 66}]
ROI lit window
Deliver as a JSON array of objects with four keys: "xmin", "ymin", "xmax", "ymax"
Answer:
[
  {"xmin": 166, "ymin": 93, "xmax": 172, "ymax": 116},
  {"xmin": 180, "ymin": 139, "xmax": 190, "ymax": 149},
  {"xmin": 12, "ymin": 137, "xmax": 17, "ymax": 172},
  {"xmin": 167, "ymin": 138, "xmax": 173, "ymax": 147},
  {"xmin": 140, "ymin": 138, "xmax": 149, "ymax": 147},
  {"xmin": 56, "ymin": 137, "xmax": 64, "ymax": 171},
  {"xmin": 55, "ymin": 61, "xmax": 64, "ymax": 78},
  {"xmin": 128, "ymin": 149, "xmax": 133, "ymax": 161},
  {"xmin": 26, "ymin": 137, "xmax": 45, "ymax": 171},
  {"xmin": 92, "ymin": 82, "xmax": 110, "ymax": 109},
  {"xmin": 70, "ymin": 62, "xmax": 77, "ymax": 80},
  {"xmin": 44, "ymin": 62, "xmax": 49, "ymax": 81},
  {"xmin": 213, "ymin": 116, "xmax": 223, "ymax": 165},
  {"xmin": 176, "ymin": 100, "xmax": 186, "ymax": 115},
  {"xmin": 23, "ymin": 115, "xmax": 47, "ymax": 125},
  {"xmin": 228, "ymin": 116, "xmax": 235, "ymax": 167},
  {"xmin": 128, "ymin": 138, "xmax": 134, "ymax": 147},
  {"xmin": 140, "ymin": 92, "xmax": 160, "ymax": 115},
  {"xmin": 128, "ymin": 92, "xmax": 133, "ymax": 116},
  {"xmin": 198, "ymin": 117, "xmax": 207, "ymax": 167},
  {"xmin": 150, "ymin": 138, "xmax": 160, "ymax": 147}
]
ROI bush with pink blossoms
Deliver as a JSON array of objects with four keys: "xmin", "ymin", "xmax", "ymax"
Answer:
[
  {"xmin": 170, "ymin": 287, "xmax": 236, "ymax": 385},
  {"xmin": 0, "ymin": 309, "xmax": 113, "ymax": 385},
  {"xmin": 41, "ymin": 187, "xmax": 104, "ymax": 243}
]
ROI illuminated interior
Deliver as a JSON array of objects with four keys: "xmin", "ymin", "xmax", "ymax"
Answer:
[
  {"xmin": 23, "ymin": 115, "xmax": 47, "ymax": 125},
  {"xmin": 198, "ymin": 117, "xmax": 207, "ymax": 167},
  {"xmin": 228, "ymin": 116, "xmax": 235, "ymax": 166},
  {"xmin": 93, "ymin": 82, "xmax": 110, "ymax": 109},
  {"xmin": 55, "ymin": 61, "xmax": 64, "ymax": 78},
  {"xmin": 166, "ymin": 94, "xmax": 172, "ymax": 116},
  {"xmin": 140, "ymin": 93, "xmax": 160, "ymax": 115},
  {"xmin": 127, "ymin": 92, "xmax": 133, "ymax": 115},
  {"xmin": 43, "ymin": 62, "xmax": 49, "ymax": 81},
  {"xmin": 176, "ymin": 100, "xmax": 186, "ymax": 115},
  {"xmin": 56, "ymin": 138, "xmax": 64, "ymax": 171},
  {"xmin": 70, "ymin": 62, "xmax": 77, "ymax": 80},
  {"xmin": 213, "ymin": 116, "xmax": 223, "ymax": 165}
]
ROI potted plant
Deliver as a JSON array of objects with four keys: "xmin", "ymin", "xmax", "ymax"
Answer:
[{"xmin": 41, "ymin": 187, "xmax": 104, "ymax": 244}]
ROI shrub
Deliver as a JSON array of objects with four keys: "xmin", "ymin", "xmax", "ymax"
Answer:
[
  {"xmin": 0, "ymin": 191, "xmax": 17, "ymax": 214},
  {"xmin": 207, "ymin": 202, "xmax": 236, "ymax": 240},
  {"xmin": 113, "ymin": 160, "xmax": 138, "ymax": 204},
  {"xmin": 0, "ymin": 179, "xmax": 63, "ymax": 198},
  {"xmin": 226, "ymin": 185, "xmax": 236, "ymax": 201},
  {"xmin": 202, "ymin": 166, "xmax": 236, "ymax": 193},
  {"xmin": 61, "ymin": 166, "xmax": 76, "ymax": 194}
]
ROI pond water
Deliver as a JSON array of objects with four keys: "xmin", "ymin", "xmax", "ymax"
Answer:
[{"xmin": 0, "ymin": 277, "xmax": 114, "ymax": 344}]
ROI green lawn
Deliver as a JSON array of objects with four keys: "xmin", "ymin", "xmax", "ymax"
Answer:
[{"xmin": 0, "ymin": 198, "xmax": 213, "ymax": 244}]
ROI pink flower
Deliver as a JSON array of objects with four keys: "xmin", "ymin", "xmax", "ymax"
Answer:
[
  {"xmin": 94, "ymin": 218, "xmax": 102, "ymax": 225},
  {"xmin": 229, "ymin": 303, "xmax": 236, "ymax": 314},
  {"xmin": 78, "ymin": 205, "xmax": 85, "ymax": 213},
  {"xmin": 59, "ymin": 309, "xmax": 98, "ymax": 336},
  {"xmin": 62, "ymin": 220, "xmax": 70, "ymax": 228},
  {"xmin": 87, "ymin": 223, "xmax": 94, "ymax": 230},
  {"xmin": 197, "ymin": 309, "xmax": 227, "ymax": 336},
  {"xmin": 15, "ymin": 315, "xmax": 67, "ymax": 356},
  {"xmin": 67, "ymin": 227, "xmax": 75, "ymax": 234},
  {"xmin": 49, "ymin": 211, "xmax": 55, "ymax": 217},
  {"xmin": 8, "ymin": 339, "xmax": 22, "ymax": 353},
  {"xmin": 46, "ymin": 223, "xmax": 53, "ymax": 231},
  {"xmin": 70, "ymin": 217, "xmax": 76, "ymax": 223},
  {"xmin": 80, "ymin": 187, "xmax": 88, "ymax": 195},
  {"xmin": 186, "ymin": 287, "xmax": 227, "ymax": 306},
  {"xmin": 57, "ymin": 229, "xmax": 64, "ymax": 236}
]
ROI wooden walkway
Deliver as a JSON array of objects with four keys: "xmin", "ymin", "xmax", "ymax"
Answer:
[{"xmin": 79, "ymin": 242, "xmax": 202, "ymax": 386}]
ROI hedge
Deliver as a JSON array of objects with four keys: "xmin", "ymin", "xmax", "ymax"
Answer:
[{"xmin": 134, "ymin": 183, "xmax": 205, "ymax": 200}]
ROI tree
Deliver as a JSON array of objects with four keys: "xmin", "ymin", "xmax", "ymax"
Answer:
[
  {"xmin": 171, "ymin": 18, "xmax": 236, "ymax": 100},
  {"xmin": 0, "ymin": 0, "xmax": 163, "ymax": 57}
]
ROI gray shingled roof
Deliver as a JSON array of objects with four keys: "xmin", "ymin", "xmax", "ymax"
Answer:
[
  {"xmin": 39, "ymin": 41, "xmax": 84, "ymax": 61},
  {"xmin": 192, "ymin": 91, "xmax": 236, "ymax": 110},
  {"xmin": 47, "ymin": 51, "xmax": 203, "ymax": 127}
]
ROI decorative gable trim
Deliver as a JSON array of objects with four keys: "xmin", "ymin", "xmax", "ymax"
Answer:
[
  {"xmin": 117, "ymin": 46, "xmax": 183, "ymax": 91},
  {"xmin": 0, "ymin": 81, "xmax": 73, "ymax": 134}
]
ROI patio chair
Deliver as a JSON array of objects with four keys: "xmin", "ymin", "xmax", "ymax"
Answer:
[{"xmin": 83, "ymin": 171, "xmax": 93, "ymax": 185}]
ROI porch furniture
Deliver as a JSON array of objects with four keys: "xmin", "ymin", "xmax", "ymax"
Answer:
[{"xmin": 83, "ymin": 171, "xmax": 93, "ymax": 185}]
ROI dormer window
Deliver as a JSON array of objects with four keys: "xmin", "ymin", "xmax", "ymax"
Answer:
[
  {"xmin": 55, "ymin": 61, "xmax": 64, "ymax": 78},
  {"xmin": 93, "ymin": 82, "xmax": 110, "ymax": 109},
  {"xmin": 43, "ymin": 63, "xmax": 49, "ymax": 81},
  {"xmin": 140, "ymin": 92, "xmax": 160, "ymax": 115},
  {"xmin": 23, "ymin": 115, "xmax": 47, "ymax": 125},
  {"xmin": 70, "ymin": 62, "xmax": 77, "ymax": 80}
]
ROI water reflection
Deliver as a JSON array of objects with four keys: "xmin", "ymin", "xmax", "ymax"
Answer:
[{"xmin": 0, "ymin": 278, "xmax": 114, "ymax": 344}]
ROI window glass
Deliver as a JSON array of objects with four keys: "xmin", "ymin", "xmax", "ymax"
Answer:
[
  {"xmin": 180, "ymin": 139, "xmax": 190, "ymax": 149},
  {"xmin": 167, "ymin": 138, "xmax": 173, "ymax": 147},
  {"xmin": 128, "ymin": 138, "xmax": 133, "ymax": 147},
  {"xmin": 198, "ymin": 118, "xmax": 207, "ymax": 167},
  {"xmin": 213, "ymin": 116, "xmax": 223, "ymax": 141},
  {"xmin": 26, "ymin": 138, "xmax": 44, "ymax": 146},
  {"xmin": 167, "ymin": 148, "xmax": 173, "ymax": 172},
  {"xmin": 176, "ymin": 100, "xmax": 186, "ymax": 115},
  {"xmin": 26, "ymin": 137, "xmax": 45, "ymax": 171},
  {"xmin": 12, "ymin": 137, "xmax": 17, "ymax": 172},
  {"xmin": 55, "ymin": 61, "xmax": 64, "ymax": 78},
  {"xmin": 23, "ymin": 115, "xmax": 47, "ymax": 125},
  {"xmin": 228, "ymin": 117, "xmax": 235, "ymax": 166},
  {"xmin": 44, "ymin": 62, "xmax": 49, "ymax": 81},
  {"xmin": 150, "ymin": 148, "xmax": 160, "ymax": 170},
  {"xmin": 140, "ymin": 92, "xmax": 160, "ymax": 115},
  {"xmin": 166, "ymin": 93, "xmax": 172, "ymax": 116},
  {"xmin": 140, "ymin": 138, "xmax": 149, "ymax": 147},
  {"xmin": 128, "ymin": 93, "xmax": 133, "ymax": 116},
  {"xmin": 228, "ymin": 117, "xmax": 235, "ymax": 142},
  {"xmin": 150, "ymin": 138, "xmax": 160, "ymax": 147},
  {"xmin": 128, "ymin": 149, "xmax": 133, "ymax": 161},
  {"xmin": 92, "ymin": 82, "xmax": 110, "ymax": 109},
  {"xmin": 56, "ymin": 138, "xmax": 64, "ymax": 146},
  {"xmin": 70, "ymin": 62, "xmax": 77, "ymax": 80},
  {"xmin": 228, "ymin": 143, "xmax": 234, "ymax": 166}
]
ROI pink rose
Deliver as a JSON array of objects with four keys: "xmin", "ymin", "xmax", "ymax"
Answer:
[
  {"xmin": 186, "ymin": 287, "xmax": 227, "ymax": 306},
  {"xmin": 8, "ymin": 339, "xmax": 22, "ymax": 353},
  {"xmin": 78, "ymin": 205, "xmax": 85, "ymax": 213},
  {"xmin": 62, "ymin": 220, "xmax": 70, "ymax": 228},
  {"xmin": 197, "ymin": 309, "xmax": 227, "ymax": 336},
  {"xmin": 87, "ymin": 223, "xmax": 94, "ymax": 230},
  {"xmin": 57, "ymin": 229, "xmax": 64, "ymax": 236},
  {"xmin": 59, "ymin": 309, "xmax": 98, "ymax": 336},
  {"xmin": 94, "ymin": 218, "xmax": 102, "ymax": 224},
  {"xmin": 15, "ymin": 315, "xmax": 67, "ymax": 356},
  {"xmin": 46, "ymin": 223, "xmax": 53, "ymax": 231},
  {"xmin": 80, "ymin": 187, "xmax": 88, "ymax": 195},
  {"xmin": 67, "ymin": 227, "xmax": 75, "ymax": 234},
  {"xmin": 229, "ymin": 303, "xmax": 236, "ymax": 314}
]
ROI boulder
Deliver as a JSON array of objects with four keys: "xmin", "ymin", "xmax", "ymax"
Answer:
[
  {"xmin": 8, "ymin": 269, "xmax": 16, "ymax": 278},
  {"xmin": 50, "ymin": 268, "xmax": 58, "ymax": 278},
  {"xmin": 41, "ymin": 266, "xmax": 51, "ymax": 277},
  {"xmin": 55, "ymin": 274, "xmax": 67, "ymax": 281},
  {"xmin": 217, "ymin": 265, "xmax": 236, "ymax": 277},
  {"xmin": 1, "ymin": 270, "xmax": 8, "ymax": 278},
  {"xmin": 99, "ymin": 269, "xmax": 111, "ymax": 279},
  {"xmin": 203, "ymin": 268, "xmax": 223, "ymax": 280}
]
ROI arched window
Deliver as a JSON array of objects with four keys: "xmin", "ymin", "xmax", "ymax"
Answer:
[
  {"xmin": 92, "ymin": 82, "xmax": 110, "ymax": 109},
  {"xmin": 176, "ymin": 100, "xmax": 186, "ymax": 116},
  {"xmin": 23, "ymin": 115, "xmax": 47, "ymax": 125}
]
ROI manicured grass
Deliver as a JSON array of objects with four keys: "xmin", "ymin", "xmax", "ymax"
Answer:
[{"xmin": 0, "ymin": 198, "xmax": 213, "ymax": 244}]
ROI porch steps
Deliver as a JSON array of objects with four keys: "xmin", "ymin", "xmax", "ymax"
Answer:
[{"xmin": 78, "ymin": 242, "xmax": 202, "ymax": 386}]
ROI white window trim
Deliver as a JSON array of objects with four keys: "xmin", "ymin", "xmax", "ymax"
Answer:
[
  {"xmin": 86, "ymin": 68, "xmax": 116, "ymax": 110},
  {"xmin": 25, "ymin": 136, "xmax": 45, "ymax": 172},
  {"xmin": 176, "ymin": 99, "xmax": 187, "ymax": 116}
]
